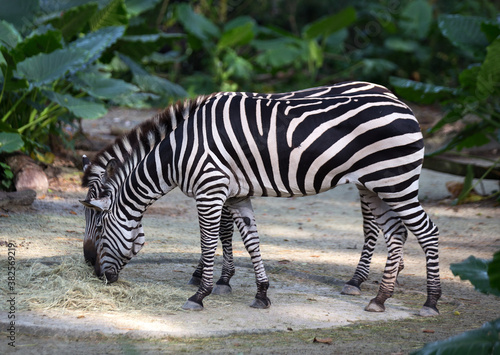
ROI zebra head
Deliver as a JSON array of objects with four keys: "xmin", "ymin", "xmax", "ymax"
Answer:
[
  {"xmin": 81, "ymin": 155, "xmax": 100, "ymax": 266},
  {"xmin": 80, "ymin": 158, "xmax": 145, "ymax": 283}
]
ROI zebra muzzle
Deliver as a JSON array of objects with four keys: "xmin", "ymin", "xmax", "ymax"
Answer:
[{"xmin": 104, "ymin": 268, "xmax": 119, "ymax": 283}]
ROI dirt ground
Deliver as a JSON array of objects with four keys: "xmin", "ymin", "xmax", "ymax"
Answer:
[{"xmin": 1, "ymin": 107, "xmax": 499, "ymax": 354}]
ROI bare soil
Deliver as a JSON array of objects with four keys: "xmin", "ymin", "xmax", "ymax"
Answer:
[{"xmin": 1, "ymin": 107, "xmax": 499, "ymax": 354}]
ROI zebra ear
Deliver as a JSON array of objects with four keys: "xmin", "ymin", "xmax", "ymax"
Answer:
[
  {"xmin": 103, "ymin": 159, "xmax": 118, "ymax": 182},
  {"xmin": 82, "ymin": 155, "xmax": 91, "ymax": 172},
  {"xmin": 79, "ymin": 197, "xmax": 111, "ymax": 212}
]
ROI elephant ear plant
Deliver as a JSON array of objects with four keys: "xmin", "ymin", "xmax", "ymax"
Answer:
[
  {"xmin": 0, "ymin": 0, "xmax": 186, "ymax": 188},
  {"xmin": 412, "ymin": 250, "xmax": 500, "ymax": 354}
]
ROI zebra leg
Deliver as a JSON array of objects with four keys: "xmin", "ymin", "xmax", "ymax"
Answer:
[
  {"xmin": 188, "ymin": 259, "xmax": 203, "ymax": 286},
  {"xmin": 212, "ymin": 206, "xmax": 235, "ymax": 295},
  {"xmin": 357, "ymin": 187, "xmax": 407, "ymax": 313},
  {"xmin": 381, "ymin": 197, "xmax": 441, "ymax": 317},
  {"xmin": 226, "ymin": 197, "xmax": 271, "ymax": 309},
  {"xmin": 182, "ymin": 196, "xmax": 226, "ymax": 311},
  {"xmin": 189, "ymin": 206, "xmax": 235, "ymax": 292},
  {"xmin": 341, "ymin": 191, "xmax": 379, "ymax": 296}
]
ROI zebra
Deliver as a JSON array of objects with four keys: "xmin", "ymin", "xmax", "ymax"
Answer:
[
  {"xmin": 81, "ymin": 85, "xmax": 394, "ymax": 297},
  {"xmin": 80, "ymin": 81, "xmax": 441, "ymax": 316}
]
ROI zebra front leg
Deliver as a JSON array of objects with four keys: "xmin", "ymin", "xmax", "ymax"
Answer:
[
  {"xmin": 189, "ymin": 206, "xmax": 235, "ymax": 293},
  {"xmin": 226, "ymin": 197, "xmax": 271, "ymax": 309},
  {"xmin": 182, "ymin": 197, "xmax": 225, "ymax": 311},
  {"xmin": 213, "ymin": 206, "xmax": 235, "ymax": 295}
]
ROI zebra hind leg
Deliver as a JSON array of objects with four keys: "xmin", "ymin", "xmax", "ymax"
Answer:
[
  {"xmin": 357, "ymin": 187, "xmax": 407, "ymax": 312},
  {"xmin": 213, "ymin": 206, "xmax": 235, "ymax": 295},
  {"xmin": 377, "ymin": 192, "xmax": 441, "ymax": 316},
  {"xmin": 226, "ymin": 197, "xmax": 271, "ymax": 309},
  {"xmin": 342, "ymin": 192, "xmax": 379, "ymax": 296}
]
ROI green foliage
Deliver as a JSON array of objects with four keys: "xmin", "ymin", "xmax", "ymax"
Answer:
[
  {"xmin": 412, "ymin": 319, "xmax": 500, "ymax": 355},
  {"xmin": 451, "ymin": 255, "xmax": 500, "ymax": 297},
  {"xmin": 0, "ymin": 0, "xmax": 187, "ymax": 189},
  {"xmin": 413, "ymin": 250, "xmax": 500, "ymax": 354},
  {"xmin": 0, "ymin": 132, "xmax": 24, "ymax": 153},
  {"xmin": 391, "ymin": 15, "xmax": 500, "ymax": 157},
  {"xmin": 0, "ymin": 161, "xmax": 14, "ymax": 190}
]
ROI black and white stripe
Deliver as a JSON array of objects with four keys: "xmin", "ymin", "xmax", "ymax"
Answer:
[{"xmin": 81, "ymin": 81, "xmax": 441, "ymax": 316}]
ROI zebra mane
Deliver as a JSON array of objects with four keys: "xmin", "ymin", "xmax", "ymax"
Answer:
[{"xmin": 82, "ymin": 95, "xmax": 211, "ymax": 188}]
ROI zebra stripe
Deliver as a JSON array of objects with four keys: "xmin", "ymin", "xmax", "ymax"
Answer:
[
  {"xmin": 81, "ymin": 81, "xmax": 441, "ymax": 316},
  {"xmin": 82, "ymin": 85, "xmax": 387, "ymax": 295}
]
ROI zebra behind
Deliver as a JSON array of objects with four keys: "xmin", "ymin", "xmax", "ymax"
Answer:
[{"xmin": 81, "ymin": 81, "xmax": 441, "ymax": 316}]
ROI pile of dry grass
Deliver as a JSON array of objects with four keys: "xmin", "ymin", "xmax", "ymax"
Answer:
[{"xmin": 13, "ymin": 256, "xmax": 189, "ymax": 313}]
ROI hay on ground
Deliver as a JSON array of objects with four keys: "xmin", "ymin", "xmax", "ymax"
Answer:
[{"xmin": 9, "ymin": 256, "xmax": 189, "ymax": 314}]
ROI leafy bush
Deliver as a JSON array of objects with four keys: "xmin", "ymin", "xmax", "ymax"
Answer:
[
  {"xmin": 173, "ymin": 3, "xmax": 356, "ymax": 93},
  {"xmin": 389, "ymin": 14, "xmax": 500, "ymax": 203},
  {"xmin": 391, "ymin": 15, "xmax": 500, "ymax": 156},
  {"xmin": 412, "ymin": 250, "xmax": 500, "ymax": 354},
  {"xmin": 0, "ymin": 0, "xmax": 187, "ymax": 189}
]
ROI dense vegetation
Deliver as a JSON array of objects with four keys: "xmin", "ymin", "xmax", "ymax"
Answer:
[{"xmin": 1, "ymin": 1, "xmax": 498, "ymax": 180}]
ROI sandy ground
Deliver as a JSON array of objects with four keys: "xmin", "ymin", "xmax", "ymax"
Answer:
[
  {"xmin": 1, "ymin": 165, "xmax": 499, "ymax": 354},
  {"xmin": 0, "ymin": 107, "xmax": 499, "ymax": 353}
]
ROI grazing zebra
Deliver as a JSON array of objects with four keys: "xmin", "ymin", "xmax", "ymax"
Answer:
[
  {"xmin": 80, "ymin": 81, "xmax": 441, "ymax": 316},
  {"xmin": 81, "ymin": 86, "xmax": 392, "ymax": 297}
]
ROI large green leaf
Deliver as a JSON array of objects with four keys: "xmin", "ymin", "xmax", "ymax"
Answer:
[
  {"xmin": 0, "ymin": 0, "xmax": 39, "ymax": 30},
  {"xmin": 43, "ymin": 91, "xmax": 107, "ymax": 119},
  {"xmin": 115, "ymin": 33, "xmax": 185, "ymax": 61},
  {"xmin": 451, "ymin": 256, "xmax": 500, "ymax": 297},
  {"xmin": 11, "ymin": 28, "xmax": 63, "ymax": 63},
  {"xmin": 132, "ymin": 74, "xmax": 187, "ymax": 98},
  {"xmin": 16, "ymin": 26, "xmax": 125, "ymax": 86},
  {"xmin": 459, "ymin": 64, "xmax": 481, "ymax": 91},
  {"xmin": 0, "ymin": 20, "xmax": 22, "ymax": 49},
  {"xmin": 384, "ymin": 37, "xmax": 419, "ymax": 53},
  {"xmin": 72, "ymin": 72, "xmax": 139, "ymax": 99},
  {"xmin": 489, "ymin": 250, "xmax": 500, "ymax": 293},
  {"xmin": 411, "ymin": 318, "xmax": 500, "ymax": 355},
  {"xmin": 218, "ymin": 22, "xmax": 255, "ymax": 50},
  {"xmin": 303, "ymin": 6, "xmax": 356, "ymax": 39},
  {"xmin": 70, "ymin": 26, "xmax": 126, "ymax": 69},
  {"xmin": 89, "ymin": 0, "xmax": 128, "ymax": 31},
  {"xmin": 49, "ymin": 2, "xmax": 99, "ymax": 41},
  {"xmin": 118, "ymin": 53, "xmax": 187, "ymax": 98},
  {"xmin": 399, "ymin": 0, "xmax": 432, "ymax": 40},
  {"xmin": 15, "ymin": 47, "xmax": 88, "ymax": 86},
  {"xmin": 438, "ymin": 15, "xmax": 490, "ymax": 55},
  {"xmin": 390, "ymin": 77, "xmax": 457, "ymax": 105},
  {"xmin": 481, "ymin": 22, "xmax": 500, "ymax": 43},
  {"xmin": 477, "ymin": 38, "xmax": 500, "ymax": 99},
  {"xmin": 176, "ymin": 3, "xmax": 220, "ymax": 42},
  {"xmin": 0, "ymin": 132, "xmax": 24, "ymax": 153},
  {"xmin": 255, "ymin": 43, "xmax": 303, "ymax": 68},
  {"xmin": 124, "ymin": 0, "xmax": 161, "ymax": 17},
  {"xmin": 0, "ymin": 48, "xmax": 29, "ymax": 91}
]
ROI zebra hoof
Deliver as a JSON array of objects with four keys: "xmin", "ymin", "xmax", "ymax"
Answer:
[
  {"xmin": 365, "ymin": 299, "xmax": 385, "ymax": 312},
  {"xmin": 212, "ymin": 284, "xmax": 232, "ymax": 295},
  {"xmin": 250, "ymin": 297, "xmax": 271, "ymax": 309},
  {"xmin": 341, "ymin": 284, "xmax": 361, "ymax": 296},
  {"xmin": 188, "ymin": 276, "xmax": 202, "ymax": 286},
  {"xmin": 419, "ymin": 306, "xmax": 439, "ymax": 317},
  {"xmin": 182, "ymin": 300, "xmax": 204, "ymax": 311}
]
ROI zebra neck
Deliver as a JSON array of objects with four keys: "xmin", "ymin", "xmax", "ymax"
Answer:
[{"xmin": 114, "ymin": 142, "xmax": 175, "ymax": 218}]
